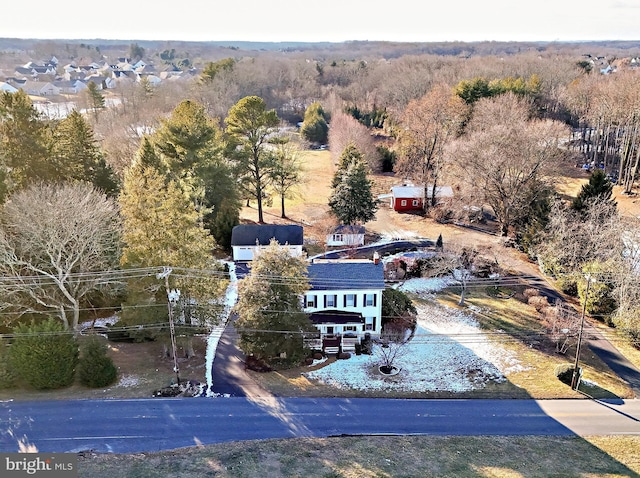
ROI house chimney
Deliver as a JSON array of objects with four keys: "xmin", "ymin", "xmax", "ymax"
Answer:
[{"xmin": 373, "ymin": 251, "xmax": 380, "ymax": 265}]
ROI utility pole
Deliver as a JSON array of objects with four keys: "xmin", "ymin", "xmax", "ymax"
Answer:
[
  {"xmin": 157, "ymin": 266, "xmax": 181, "ymax": 385},
  {"xmin": 571, "ymin": 274, "xmax": 592, "ymax": 390}
]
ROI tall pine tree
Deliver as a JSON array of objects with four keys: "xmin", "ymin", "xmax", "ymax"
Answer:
[
  {"xmin": 50, "ymin": 110, "xmax": 119, "ymax": 195},
  {"xmin": 150, "ymin": 100, "xmax": 241, "ymax": 247},
  {"xmin": 329, "ymin": 144, "xmax": 378, "ymax": 225},
  {"xmin": 225, "ymin": 96, "xmax": 281, "ymax": 223},
  {"xmin": 0, "ymin": 90, "xmax": 51, "ymax": 199},
  {"xmin": 118, "ymin": 159, "xmax": 226, "ymax": 343}
]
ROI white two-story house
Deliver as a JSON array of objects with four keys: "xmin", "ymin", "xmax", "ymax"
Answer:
[{"xmin": 304, "ymin": 258, "xmax": 384, "ymax": 353}]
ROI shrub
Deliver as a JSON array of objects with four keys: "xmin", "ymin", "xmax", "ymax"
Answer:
[
  {"xmin": 555, "ymin": 363, "xmax": 576, "ymax": 386},
  {"xmin": 377, "ymin": 145, "xmax": 396, "ymax": 173},
  {"xmin": 337, "ymin": 352, "xmax": 351, "ymax": 360},
  {"xmin": 9, "ymin": 318, "xmax": 78, "ymax": 390},
  {"xmin": 244, "ymin": 355, "xmax": 273, "ymax": 372},
  {"xmin": 77, "ymin": 335, "xmax": 118, "ymax": 388},
  {"xmin": 528, "ymin": 295, "xmax": 549, "ymax": 312},
  {"xmin": 523, "ymin": 288, "xmax": 540, "ymax": 300},
  {"xmin": 0, "ymin": 339, "xmax": 15, "ymax": 389},
  {"xmin": 360, "ymin": 335, "xmax": 373, "ymax": 355},
  {"xmin": 612, "ymin": 306, "xmax": 640, "ymax": 349},
  {"xmin": 300, "ymin": 102, "xmax": 328, "ymax": 143},
  {"xmin": 556, "ymin": 274, "xmax": 578, "ymax": 296}
]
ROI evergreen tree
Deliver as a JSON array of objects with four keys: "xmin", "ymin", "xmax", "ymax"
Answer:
[
  {"xmin": 50, "ymin": 110, "xmax": 119, "ymax": 195},
  {"xmin": 200, "ymin": 157, "xmax": 242, "ymax": 244},
  {"xmin": 211, "ymin": 200, "xmax": 240, "ymax": 250},
  {"xmin": 332, "ymin": 143, "xmax": 364, "ymax": 187},
  {"xmin": 0, "ymin": 338, "xmax": 15, "ymax": 389},
  {"xmin": 119, "ymin": 160, "xmax": 226, "ymax": 341},
  {"xmin": 572, "ymin": 169, "xmax": 616, "ymax": 213},
  {"xmin": 454, "ymin": 77, "xmax": 492, "ymax": 104},
  {"xmin": 200, "ymin": 58, "xmax": 235, "ymax": 83},
  {"xmin": 153, "ymin": 99, "xmax": 218, "ymax": 178},
  {"xmin": 150, "ymin": 100, "xmax": 240, "ymax": 241},
  {"xmin": 300, "ymin": 102, "xmax": 328, "ymax": 143},
  {"xmin": 329, "ymin": 146, "xmax": 378, "ymax": 225},
  {"xmin": 9, "ymin": 318, "xmax": 79, "ymax": 390},
  {"xmin": 86, "ymin": 82, "xmax": 105, "ymax": 122},
  {"xmin": 381, "ymin": 288, "xmax": 417, "ymax": 326},
  {"xmin": 0, "ymin": 90, "xmax": 51, "ymax": 198},
  {"xmin": 129, "ymin": 43, "xmax": 145, "ymax": 61},
  {"xmin": 225, "ymin": 96, "xmax": 281, "ymax": 223},
  {"xmin": 77, "ymin": 335, "xmax": 118, "ymax": 388},
  {"xmin": 234, "ymin": 240, "xmax": 314, "ymax": 367},
  {"xmin": 137, "ymin": 136, "xmax": 163, "ymax": 171}
]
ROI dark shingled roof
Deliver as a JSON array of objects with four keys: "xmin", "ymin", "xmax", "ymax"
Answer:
[
  {"xmin": 231, "ymin": 224, "xmax": 304, "ymax": 246},
  {"xmin": 307, "ymin": 261, "xmax": 384, "ymax": 290},
  {"xmin": 309, "ymin": 310, "xmax": 364, "ymax": 325},
  {"xmin": 331, "ymin": 224, "xmax": 365, "ymax": 234}
]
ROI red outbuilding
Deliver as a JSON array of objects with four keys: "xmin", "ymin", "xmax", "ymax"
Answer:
[{"xmin": 390, "ymin": 184, "xmax": 424, "ymax": 212}]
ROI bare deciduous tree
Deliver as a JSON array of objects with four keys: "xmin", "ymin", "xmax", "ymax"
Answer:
[
  {"xmin": 0, "ymin": 182, "xmax": 121, "ymax": 332},
  {"xmin": 395, "ymin": 84, "xmax": 468, "ymax": 208},
  {"xmin": 375, "ymin": 321, "xmax": 411, "ymax": 373},
  {"xmin": 327, "ymin": 111, "xmax": 381, "ymax": 173},
  {"xmin": 450, "ymin": 93, "xmax": 569, "ymax": 236},
  {"xmin": 541, "ymin": 301, "xmax": 581, "ymax": 354},
  {"xmin": 269, "ymin": 141, "xmax": 306, "ymax": 219},
  {"xmin": 534, "ymin": 198, "xmax": 622, "ymax": 276},
  {"xmin": 565, "ymin": 71, "xmax": 640, "ymax": 193}
]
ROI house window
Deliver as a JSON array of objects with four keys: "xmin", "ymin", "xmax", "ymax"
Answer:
[
  {"xmin": 326, "ymin": 326, "xmax": 334, "ymax": 335},
  {"xmin": 400, "ymin": 200, "xmax": 407, "ymax": 207},
  {"xmin": 325, "ymin": 294, "xmax": 337, "ymax": 308},
  {"xmin": 365, "ymin": 293, "xmax": 376, "ymax": 307},
  {"xmin": 306, "ymin": 295, "xmax": 317, "ymax": 308},
  {"xmin": 332, "ymin": 234, "xmax": 343, "ymax": 242},
  {"xmin": 365, "ymin": 317, "xmax": 376, "ymax": 331},
  {"xmin": 344, "ymin": 326, "xmax": 357, "ymax": 332},
  {"xmin": 344, "ymin": 294, "xmax": 356, "ymax": 307},
  {"xmin": 412, "ymin": 199, "xmax": 419, "ymax": 207}
]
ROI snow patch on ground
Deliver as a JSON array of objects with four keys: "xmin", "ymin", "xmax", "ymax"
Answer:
[
  {"xmin": 581, "ymin": 379, "xmax": 600, "ymax": 388},
  {"xmin": 305, "ymin": 278, "xmax": 528, "ymax": 392},
  {"xmin": 374, "ymin": 229, "xmax": 422, "ymax": 242},
  {"xmin": 309, "ymin": 357, "xmax": 328, "ymax": 367},
  {"xmin": 116, "ymin": 375, "xmax": 140, "ymax": 388},
  {"xmin": 80, "ymin": 315, "xmax": 119, "ymax": 328},
  {"xmin": 397, "ymin": 276, "xmax": 458, "ymax": 294}
]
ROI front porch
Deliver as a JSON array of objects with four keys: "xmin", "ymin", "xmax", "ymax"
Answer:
[
  {"xmin": 304, "ymin": 333, "xmax": 364, "ymax": 355},
  {"xmin": 306, "ymin": 309, "xmax": 373, "ymax": 354}
]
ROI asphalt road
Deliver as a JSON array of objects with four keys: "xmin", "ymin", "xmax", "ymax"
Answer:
[{"xmin": 1, "ymin": 398, "xmax": 638, "ymax": 453}]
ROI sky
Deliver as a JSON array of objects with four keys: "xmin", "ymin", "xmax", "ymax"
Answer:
[{"xmin": 3, "ymin": 0, "xmax": 640, "ymax": 43}]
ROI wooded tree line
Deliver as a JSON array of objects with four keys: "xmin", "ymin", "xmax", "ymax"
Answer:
[
  {"xmin": 1, "ymin": 43, "xmax": 639, "ymax": 385},
  {"xmin": 0, "ymin": 89, "xmax": 308, "ymax": 344}
]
